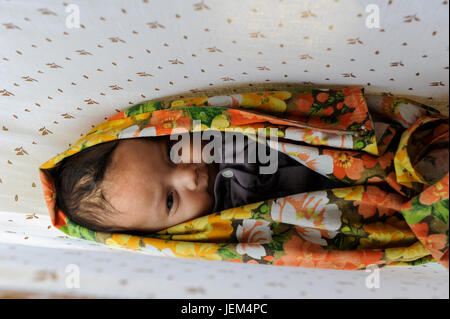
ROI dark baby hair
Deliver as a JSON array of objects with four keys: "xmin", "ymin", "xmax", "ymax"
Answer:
[{"xmin": 49, "ymin": 140, "xmax": 123, "ymax": 233}]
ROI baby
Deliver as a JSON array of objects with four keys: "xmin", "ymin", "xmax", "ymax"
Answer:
[{"xmin": 51, "ymin": 131, "xmax": 342, "ymax": 235}]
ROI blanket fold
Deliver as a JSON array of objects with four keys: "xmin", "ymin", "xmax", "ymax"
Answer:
[{"xmin": 39, "ymin": 87, "xmax": 449, "ymax": 270}]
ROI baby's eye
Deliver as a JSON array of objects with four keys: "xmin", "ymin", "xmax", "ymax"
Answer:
[{"xmin": 166, "ymin": 192, "xmax": 174, "ymax": 212}]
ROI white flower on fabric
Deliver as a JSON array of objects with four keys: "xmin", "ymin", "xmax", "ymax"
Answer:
[
  {"xmin": 138, "ymin": 125, "xmax": 157, "ymax": 137},
  {"xmin": 267, "ymin": 140, "xmax": 334, "ymax": 175},
  {"xmin": 296, "ymin": 227, "xmax": 328, "ymax": 246},
  {"xmin": 118, "ymin": 124, "xmax": 140, "ymax": 139},
  {"xmin": 398, "ymin": 103, "xmax": 425, "ymax": 127},
  {"xmin": 235, "ymin": 219, "xmax": 272, "ymax": 260},
  {"xmin": 236, "ymin": 243, "xmax": 266, "ymax": 260},
  {"xmin": 270, "ymin": 191, "xmax": 341, "ymax": 232},
  {"xmin": 118, "ymin": 125, "xmax": 157, "ymax": 139},
  {"xmin": 208, "ymin": 94, "xmax": 242, "ymax": 107},
  {"xmin": 141, "ymin": 243, "xmax": 176, "ymax": 258}
]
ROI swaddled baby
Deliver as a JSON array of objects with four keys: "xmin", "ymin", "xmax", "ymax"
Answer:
[{"xmin": 50, "ymin": 131, "xmax": 342, "ymax": 235}]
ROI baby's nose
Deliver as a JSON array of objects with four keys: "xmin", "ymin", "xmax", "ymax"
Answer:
[{"xmin": 172, "ymin": 164, "xmax": 198, "ymax": 191}]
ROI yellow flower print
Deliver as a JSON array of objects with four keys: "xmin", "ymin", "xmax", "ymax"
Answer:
[
  {"xmin": 211, "ymin": 114, "xmax": 230, "ymax": 129},
  {"xmin": 174, "ymin": 242, "xmax": 222, "ymax": 260},
  {"xmin": 40, "ymin": 143, "xmax": 82, "ymax": 169},
  {"xmin": 332, "ymin": 186, "xmax": 364, "ymax": 201},
  {"xmin": 42, "ymin": 118, "xmax": 138, "ymax": 169},
  {"xmin": 105, "ymin": 234, "xmax": 141, "ymax": 250},
  {"xmin": 164, "ymin": 215, "xmax": 233, "ymax": 242},
  {"xmin": 171, "ymin": 97, "xmax": 209, "ymax": 108},
  {"xmin": 359, "ymin": 221, "xmax": 416, "ymax": 249},
  {"xmin": 219, "ymin": 202, "xmax": 262, "ymax": 220},
  {"xmin": 385, "ymin": 241, "xmax": 431, "ymax": 262},
  {"xmin": 240, "ymin": 91, "xmax": 291, "ymax": 113},
  {"xmin": 362, "ymin": 138, "xmax": 379, "ymax": 156}
]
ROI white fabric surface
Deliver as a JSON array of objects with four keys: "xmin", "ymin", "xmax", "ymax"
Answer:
[{"xmin": 0, "ymin": 0, "xmax": 448, "ymax": 298}]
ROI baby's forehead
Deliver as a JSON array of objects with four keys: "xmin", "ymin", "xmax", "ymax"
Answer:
[
  {"xmin": 104, "ymin": 139, "xmax": 162, "ymax": 177},
  {"xmin": 112, "ymin": 138, "xmax": 162, "ymax": 159}
]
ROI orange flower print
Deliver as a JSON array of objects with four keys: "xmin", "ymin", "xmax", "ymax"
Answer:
[
  {"xmin": 316, "ymin": 92, "xmax": 329, "ymax": 103},
  {"xmin": 322, "ymin": 249, "xmax": 384, "ymax": 270},
  {"xmin": 39, "ymin": 170, "xmax": 67, "ymax": 228},
  {"xmin": 274, "ymin": 235, "xmax": 383, "ymax": 270},
  {"xmin": 295, "ymin": 94, "xmax": 315, "ymax": 112},
  {"xmin": 419, "ymin": 174, "xmax": 449, "ymax": 205},
  {"xmin": 228, "ymin": 108, "xmax": 266, "ymax": 126},
  {"xmin": 410, "ymin": 222, "xmax": 429, "ymax": 239},
  {"xmin": 323, "ymin": 106, "xmax": 333, "ymax": 116},
  {"xmin": 342, "ymin": 87, "xmax": 363, "ymax": 97},
  {"xmin": 323, "ymin": 150, "xmax": 364, "ymax": 181},
  {"xmin": 423, "ymin": 234, "xmax": 447, "ymax": 253},
  {"xmin": 337, "ymin": 112, "xmax": 355, "ymax": 130},
  {"xmin": 274, "ymin": 235, "xmax": 328, "ymax": 268},
  {"xmin": 362, "ymin": 153, "xmax": 378, "ymax": 169},
  {"xmin": 378, "ymin": 151, "xmax": 394, "ymax": 169},
  {"xmin": 410, "ymin": 223, "xmax": 447, "ymax": 263},
  {"xmin": 150, "ymin": 109, "xmax": 191, "ymax": 135},
  {"xmin": 354, "ymin": 186, "xmax": 405, "ymax": 219}
]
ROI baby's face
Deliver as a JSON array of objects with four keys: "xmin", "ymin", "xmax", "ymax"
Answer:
[{"xmin": 102, "ymin": 134, "xmax": 218, "ymax": 233}]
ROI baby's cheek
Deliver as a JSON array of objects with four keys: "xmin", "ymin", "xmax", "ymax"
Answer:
[{"xmin": 188, "ymin": 191, "xmax": 214, "ymax": 219}]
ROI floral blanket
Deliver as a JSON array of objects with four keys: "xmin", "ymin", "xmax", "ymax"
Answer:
[{"xmin": 39, "ymin": 87, "xmax": 449, "ymax": 270}]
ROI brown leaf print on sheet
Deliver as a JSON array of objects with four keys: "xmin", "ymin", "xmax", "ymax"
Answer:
[
  {"xmin": 37, "ymin": 8, "xmax": 57, "ymax": 16},
  {"xmin": 1, "ymin": 89, "xmax": 14, "ymax": 96},
  {"xmin": 15, "ymin": 146, "xmax": 28, "ymax": 155},
  {"xmin": 84, "ymin": 99, "xmax": 99, "ymax": 104},
  {"xmin": 299, "ymin": 54, "xmax": 313, "ymax": 60},
  {"xmin": 3, "ymin": 23, "xmax": 21, "ymax": 30},
  {"xmin": 147, "ymin": 21, "xmax": 165, "ymax": 29},
  {"xmin": 76, "ymin": 49, "xmax": 92, "ymax": 55},
  {"xmin": 22, "ymin": 76, "xmax": 38, "ymax": 82},
  {"xmin": 109, "ymin": 85, "xmax": 123, "ymax": 90},
  {"xmin": 169, "ymin": 59, "xmax": 184, "ymax": 64},
  {"xmin": 39, "ymin": 127, "xmax": 53, "ymax": 135},
  {"xmin": 257, "ymin": 66, "xmax": 270, "ymax": 71},
  {"xmin": 250, "ymin": 31, "xmax": 266, "ymax": 38},
  {"xmin": 207, "ymin": 47, "xmax": 222, "ymax": 53},
  {"xmin": 347, "ymin": 37, "xmax": 363, "ymax": 45},
  {"xmin": 137, "ymin": 72, "xmax": 153, "ymax": 77},
  {"xmin": 109, "ymin": 37, "xmax": 126, "ymax": 43},
  {"xmin": 300, "ymin": 10, "xmax": 317, "ymax": 18},
  {"xmin": 390, "ymin": 61, "xmax": 405, "ymax": 67},
  {"xmin": 342, "ymin": 73, "xmax": 357, "ymax": 78},
  {"xmin": 403, "ymin": 14, "xmax": 420, "ymax": 23},
  {"xmin": 194, "ymin": 1, "xmax": 211, "ymax": 10},
  {"xmin": 429, "ymin": 81, "xmax": 446, "ymax": 86},
  {"xmin": 61, "ymin": 113, "xmax": 75, "ymax": 119},
  {"xmin": 46, "ymin": 63, "xmax": 62, "ymax": 69}
]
